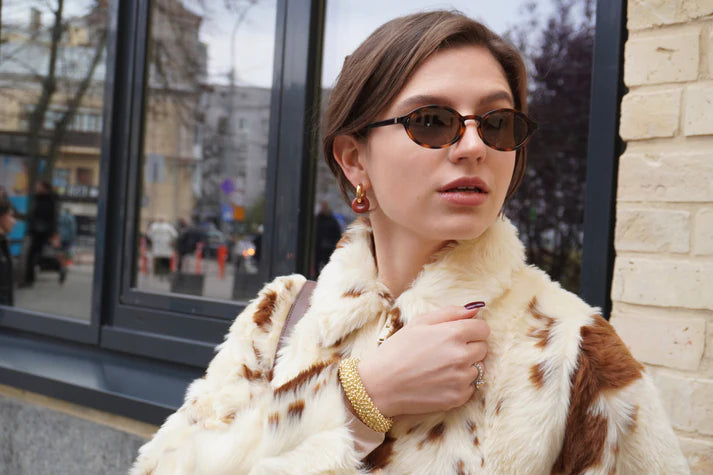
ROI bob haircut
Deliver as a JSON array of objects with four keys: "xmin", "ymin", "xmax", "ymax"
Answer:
[{"xmin": 322, "ymin": 10, "xmax": 529, "ymax": 204}]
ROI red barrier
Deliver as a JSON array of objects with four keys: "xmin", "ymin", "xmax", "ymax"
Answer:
[
  {"xmin": 140, "ymin": 236, "xmax": 148, "ymax": 274},
  {"xmin": 217, "ymin": 244, "xmax": 228, "ymax": 279}
]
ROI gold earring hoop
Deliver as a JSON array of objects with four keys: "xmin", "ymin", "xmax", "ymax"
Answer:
[{"xmin": 351, "ymin": 184, "xmax": 370, "ymax": 214}]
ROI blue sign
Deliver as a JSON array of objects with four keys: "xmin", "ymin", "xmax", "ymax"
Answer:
[{"xmin": 221, "ymin": 203, "xmax": 234, "ymax": 222}]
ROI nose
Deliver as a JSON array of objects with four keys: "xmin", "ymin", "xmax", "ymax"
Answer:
[{"xmin": 448, "ymin": 119, "xmax": 487, "ymax": 163}]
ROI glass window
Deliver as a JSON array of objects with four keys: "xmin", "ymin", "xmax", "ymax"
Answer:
[
  {"xmin": 132, "ymin": 0, "xmax": 277, "ymax": 302},
  {"xmin": 313, "ymin": 0, "xmax": 594, "ymax": 293},
  {"xmin": 0, "ymin": 0, "xmax": 109, "ymax": 321}
]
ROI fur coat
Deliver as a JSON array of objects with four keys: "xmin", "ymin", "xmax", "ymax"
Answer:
[{"xmin": 132, "ymin": 218, "xmax": 688, "ymax": 474}]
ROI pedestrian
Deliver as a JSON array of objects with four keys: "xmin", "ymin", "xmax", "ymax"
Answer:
[
  {"xmin": 57, "ymin": 207, "xmax": 77, "ymax": 283},
  {"xmin": 132, "ymin": 11, "xmax": 687, "ymax": 474},
  {"xmin": 314, "ymin": 200, "xmax": 342, "ymax": 273},
  {"xmin": 0, "ymin": 188, "xmax": 17, "ymax": 306},
  {"xmin": 147, "ymin": 216, "xmax": 177, "ymax": 279},
  {"xmin": 176, "ymin": 216, "xmax": 206, "ymax": 272},
  {"xmin": 22, "ymin": 180, "xmax": 59, "ymax": 286}
]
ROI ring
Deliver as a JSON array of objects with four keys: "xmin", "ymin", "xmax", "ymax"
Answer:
[{"xmin": 473, "ymin": 362, "xmax": 485, "ymax": 389}]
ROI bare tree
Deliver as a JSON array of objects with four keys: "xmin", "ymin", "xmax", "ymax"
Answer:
[
  {"xmin": 506, "ymin": 0, "xmax": 595, "ymax": 292},
  {"xmin": 2, "ymin": 0, "xmax": 109, "ymax": 191}
]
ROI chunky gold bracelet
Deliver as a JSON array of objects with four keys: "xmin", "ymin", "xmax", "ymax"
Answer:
[{"xmin": 338, "ymin": 357, "xmax": 393, "ymax": 433}]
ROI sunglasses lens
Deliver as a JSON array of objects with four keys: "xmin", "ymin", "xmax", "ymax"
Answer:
[
  {"xmin": 407, "ymin": 107, "xmax": 460, "ymax": 147},
  {"xmin": 480, "ymin": 110, "xmax": 530, "ymax": 150}
]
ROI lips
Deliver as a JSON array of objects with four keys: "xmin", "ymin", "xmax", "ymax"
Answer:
[
  {"xmin": 437, "ymin": 177, "xmax": 490, "ymax": 206},
  {"xmin": 438, "ymin": 177, "xmax": 490, "ymax": 194}
]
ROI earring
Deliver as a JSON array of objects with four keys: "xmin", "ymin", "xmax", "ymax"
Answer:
[{"xmin": 351, "ymin": 184, "xmax": 370, "ymax": 214}]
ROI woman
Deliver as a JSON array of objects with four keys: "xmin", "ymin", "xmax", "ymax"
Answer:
[
  {"xmin": 22, "ymin": 180, "xmax": 59, "ymax": 286},
  {"xmin": 132, "ymin": 11, "xmax": 687, "ymax": 474},
  {"xmin": 56, "ymin": 207, "xmax": 77, "ymax": 284},
  {"xmin": 0, "ymin": 188, "xmax": 17, "ymax": 306}
]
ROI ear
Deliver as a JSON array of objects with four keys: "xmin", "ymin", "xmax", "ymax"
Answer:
[{"xmin": 332, "ymin": 134, "xmax": 370, "ymax": 189}]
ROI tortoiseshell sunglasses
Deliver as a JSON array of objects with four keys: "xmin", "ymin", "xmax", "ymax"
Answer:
[{"xmin": 364, "ymin": 105, "xmax": 537, "ymax": 151}]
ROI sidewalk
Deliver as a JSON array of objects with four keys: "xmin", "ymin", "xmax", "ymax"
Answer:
[
  {"xmin": 12, "ymin": 257, "xmax": 260, "ymax": 322},
  {"xmin": 14, "ymin": 263, "xmax": 94, "ymax": 321}
]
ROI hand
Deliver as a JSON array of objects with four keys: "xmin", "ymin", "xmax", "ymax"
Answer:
[{"xmin": 358, "ymin": 305, "xmax": 490, "ymax": 417}]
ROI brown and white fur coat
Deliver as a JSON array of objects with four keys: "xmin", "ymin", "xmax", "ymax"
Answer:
[{"xmin": 132, "ymin": 218, "xmax": 688, "ymax": 474}]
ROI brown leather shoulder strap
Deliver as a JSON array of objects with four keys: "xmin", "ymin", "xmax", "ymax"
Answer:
[{"xmin": 275, "ymin": 280, "xmax": 316, "ymax": 360}]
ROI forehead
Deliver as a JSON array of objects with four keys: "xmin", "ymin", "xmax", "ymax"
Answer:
[{"xmin": 389, "ymin": 45, "xmax": 513, "ymax": 113}]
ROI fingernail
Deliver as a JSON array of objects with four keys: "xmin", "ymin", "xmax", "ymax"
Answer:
[{"xmin": 464, "ymin": 301, "xmax": 485, "ymax": 310}]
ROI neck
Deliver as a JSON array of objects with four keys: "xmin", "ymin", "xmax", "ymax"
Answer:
[{"xmin": 369, "ymin": 216, "xmax": 446, "ymax": 298}]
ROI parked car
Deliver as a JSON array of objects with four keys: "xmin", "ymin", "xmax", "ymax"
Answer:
[
  {"xmin": 203, "ymin": 228, "xmax": 232, "ymax": 260},
  {"xmin": 233, "ymin": 236, "xmax": 258, "ymax": 273}
]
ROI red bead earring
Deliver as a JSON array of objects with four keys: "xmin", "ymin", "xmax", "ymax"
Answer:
[{"xmin": 351, "ymin": 184, "xmax": 370, "ymax": 214}]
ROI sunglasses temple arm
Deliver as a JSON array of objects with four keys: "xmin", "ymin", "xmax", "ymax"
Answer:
[{"xmin": 365, "ymin": 117, "xmax": 402, "ymax": 129}]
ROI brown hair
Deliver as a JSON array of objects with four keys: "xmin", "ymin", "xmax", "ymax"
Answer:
[
  {"xmin": 0, "ymin": 187, "xmax": 13, "ymax": 217},
  {"xmin": 322, "ymin": 10, "xmax": 529, "ymax": 203}
]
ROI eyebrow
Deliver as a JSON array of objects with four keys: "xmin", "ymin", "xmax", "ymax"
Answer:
[{"xmin": 395, "ymin": 90, "xmax": 514, "ymax": 113}]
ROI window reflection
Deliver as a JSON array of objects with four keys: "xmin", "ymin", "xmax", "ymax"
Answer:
[
  {"xmin": 134, "ymin": 0, "xmax": 276, "ymax": 301},
  {"xmin": 0, "ymin": 0, "xmax": 108, "ymax": 321}
]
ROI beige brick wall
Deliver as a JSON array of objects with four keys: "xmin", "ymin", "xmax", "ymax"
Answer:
[{"xmin": 612, "ymin": 1, "xmax": 713, "ymax": 473}]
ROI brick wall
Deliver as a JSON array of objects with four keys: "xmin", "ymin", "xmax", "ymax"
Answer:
[{"xmin": 611, "ymin": 1, "xmax": 713, "ymax": 472}]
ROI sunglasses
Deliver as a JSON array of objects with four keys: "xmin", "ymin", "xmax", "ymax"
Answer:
[{"xmin": 364, "ymin": 105, "xmax": 537, "ymax": 151}]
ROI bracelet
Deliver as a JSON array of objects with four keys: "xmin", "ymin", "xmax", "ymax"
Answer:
[{"xmin": 338, "ymin": 357, "xmax": 393, "ymax": 433}]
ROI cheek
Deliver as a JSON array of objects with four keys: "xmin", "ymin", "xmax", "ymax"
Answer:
[
  {"xmin": 496, "ymin": 153, "xmax": 517, "ymax": 192},
  {"xmin": 364, "ymin": 141, "xmax": 416, "ymax": 197},
  {"xmin": 368, "ymin": 153, "xmax": 431, "ymax": 208}
]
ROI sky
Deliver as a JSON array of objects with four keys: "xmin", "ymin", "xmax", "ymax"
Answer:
[
  {"xmin": 191, "ymin": 0, "xmax": 558, "ymax": 88},
  {"xmin": 2, "ymin": 0, "xmax": 563, "ymax": 89}
]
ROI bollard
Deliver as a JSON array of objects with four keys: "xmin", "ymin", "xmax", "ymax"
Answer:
[
  {"xmin": 140, "ymin": 236, "xmax": 148, "ymax": 274},
  {"xmin": 217, "ymin": 244, "xmax": 227, "ymax": 279}
]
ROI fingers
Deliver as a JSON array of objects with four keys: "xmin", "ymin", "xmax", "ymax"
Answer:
[
  {"xmin": 454, "ymin": 318, "xmax": 491, "ymax": 343},
  {"xmin": 411, "ymin": 304, "xmax": 483, "ymax": 326},
  {"xmin": 450, "ymin": 340, "xmax": 488, "ymax": 368},
  {"xmin": 407, "ymin": 305, "xmax": 491, "ymax": 345},
  {"xmin": 465, "ymin": 340, "xmax": 488, "ymax": 364}
]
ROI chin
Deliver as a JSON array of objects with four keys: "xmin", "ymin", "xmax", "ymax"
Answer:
[
  {"xmin": 433, "ymin": 208, "xmax": 500, "ymax": 239},
  {"xmin": 425, "ymin": 220, "xmax": 494, "ymax": 242}
]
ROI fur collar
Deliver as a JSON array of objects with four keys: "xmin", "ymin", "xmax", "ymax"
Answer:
[{"xmin": 310, "ymin": 217, "xmax": 527, "ymax": 348}]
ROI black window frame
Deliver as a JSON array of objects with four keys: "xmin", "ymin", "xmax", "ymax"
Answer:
[
  {"xmin": 0, "ymin": 0, "xmax": 117, "ymax": 346},
  {"xmin": 100, "ymin": 0, "xmax": 324, "ymax": 367},
  {"xmin": 0, "ymin": 0, "xmax": 625, "ymax": 424},
  {"xmin": 580, "ymin": 0, "xmax": 628, "ymax": 317}
]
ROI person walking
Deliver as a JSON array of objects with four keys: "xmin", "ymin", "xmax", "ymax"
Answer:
[
  {"xmin": 0, "ymin": 188, "xmax": 17, "ymax": 306},
  {"xmin": 314, "ymin": 200, "xmax": 342, "ymax": 273},
  {"xmin": 176, "ymin": 216, "xmax": 206, "ymax": 272},
  {"xmin": 22, "ymin": 180, "xmax": 59, "ymax": 286},
  {"xmin": 147, "ymin": 216, "xmax": 177, "ymax": 279},
  {"xmin": 56, "ymin": 207, "xmax": 77, "ymax": 283}
]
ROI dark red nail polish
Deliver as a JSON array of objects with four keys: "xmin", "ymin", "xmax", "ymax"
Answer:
[{"xmin": 464, "ymin": 301, "xmax": 485, "ymax": 310}]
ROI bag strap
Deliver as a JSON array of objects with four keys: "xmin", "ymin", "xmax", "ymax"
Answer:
[{"xmin": 275, "ymin": 280, "xmax": 316, "ymax": 361}]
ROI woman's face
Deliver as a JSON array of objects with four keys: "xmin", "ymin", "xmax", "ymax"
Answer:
[{"xmin": 353, "ymin": 45, "xmax": 517, "ymax": 243}]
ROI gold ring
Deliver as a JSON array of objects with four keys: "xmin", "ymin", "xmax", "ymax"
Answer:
[{"xmin": 473, "ymin": 362, "xmax": 485, "ymax": 389}]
